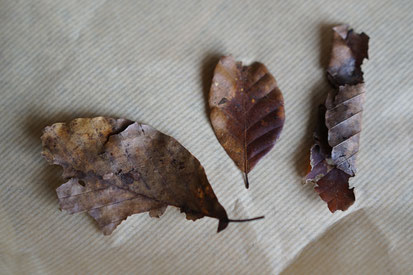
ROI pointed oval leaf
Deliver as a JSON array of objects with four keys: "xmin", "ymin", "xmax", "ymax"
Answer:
[{"xmin": 209, "ymin": 56, "xmax": 285, "ymax": 188}]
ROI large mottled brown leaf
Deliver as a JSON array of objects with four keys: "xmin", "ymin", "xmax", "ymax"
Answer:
[
  {"xmin": 209, "ymin": 56, "xmax": 285, "ymax": 188},
  {"xmin": 41, "ymin": 117, "xmax": 232, "ymax": 235},
  {"xmin": 306, "ymin": 25, "xmax": 369, "ymax": 212}
]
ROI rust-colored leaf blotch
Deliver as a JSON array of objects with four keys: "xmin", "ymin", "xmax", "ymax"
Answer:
[{"xmin": 209, "ymin": 56, "xmax": 285, "ymax": 188}]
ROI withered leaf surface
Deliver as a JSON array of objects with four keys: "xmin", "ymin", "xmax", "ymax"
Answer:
[
  {"xmin": 327, "ymin": 25, "xmax": 369, "ymax": 87},
  {"xmin": 306, "ymin": 25, "xmax": 369, "ymax": 212},
  {"xmin": 41, "ymin": 117, "xmax": 230, "ymax": 235},
  {"xmin": 209, "ymin": 56, "xmax": 285, "ymax": 188}
]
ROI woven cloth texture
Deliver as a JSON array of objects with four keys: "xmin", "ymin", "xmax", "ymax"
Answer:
[{"xmin": 1, "ymin": 0, "xmax": 412, "ymax": 274}]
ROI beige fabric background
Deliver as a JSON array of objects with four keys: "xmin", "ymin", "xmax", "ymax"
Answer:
[{"xmin": 1, "ymin": 0, "xmax": 412, "ymax": 274}]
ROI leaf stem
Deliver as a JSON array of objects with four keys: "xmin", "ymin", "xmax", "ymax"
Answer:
[
  {"xmin": 242, "ymin": 71, "xmax": 249, "ymax": 190},
  {"xmin": 244, "ymin": 172, "xmax": 249, "ymax": 189},
  {"xmin": 228, "ymin": 215, "xmax": 265, "ymax": 223}
]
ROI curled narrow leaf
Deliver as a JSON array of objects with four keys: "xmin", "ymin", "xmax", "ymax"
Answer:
[
  {"xmin": 209, "ymin": 56, "xmax": 285, "ymax": 188},
  {"xmin": 306, "ymin": 25, "xmax": 369, "ymax": 212},
  {"xmin": 42, "ymin": 117, "xmax": 233, "ymax": 234}
]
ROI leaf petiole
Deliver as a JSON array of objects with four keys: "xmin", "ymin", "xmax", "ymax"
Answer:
[{"xmin": 228, "ymin": 215, "xmax": 265, "ymax": 223}]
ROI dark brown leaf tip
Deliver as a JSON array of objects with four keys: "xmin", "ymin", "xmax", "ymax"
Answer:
[
  {"xmin": 217, "ymin": 219, "xmax": 229, "ymax": 232},
  {"xmin": 218, "ymin": 215, "xmax": 265, "ymax": 233},
  {"xmin": 306, "ymin": 25, "xmax": 369, "ymax": 212},
  {"xmin": 209, "ymin": 56, "xmax": 285, "ymax": 189},
  {"xmin": 41, "ymin": 117, "xmax": 230, "ymax": 234}
]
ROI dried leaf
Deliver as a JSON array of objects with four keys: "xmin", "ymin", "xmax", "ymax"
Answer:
[
  {"xmin": 42, "ymin": 117, "xmax": 233, "ymax": 235},
  {"xmin": 209, "ymin": 56, "xmax": 285, "ymax": 188},
  {"xmin": 327, "ymin": 25, "xmax": 369, "ymax": 87},
  {"xmin": 315, "ymin": 168, "xmax": 354, "ymax": 213},
  {"xmin": 326, "ymin": 83, "xmax": 365, "ymax": 176},
  {"xmin": 306, "ymin": 25, "xmax": 369, "ymax": 212}
]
